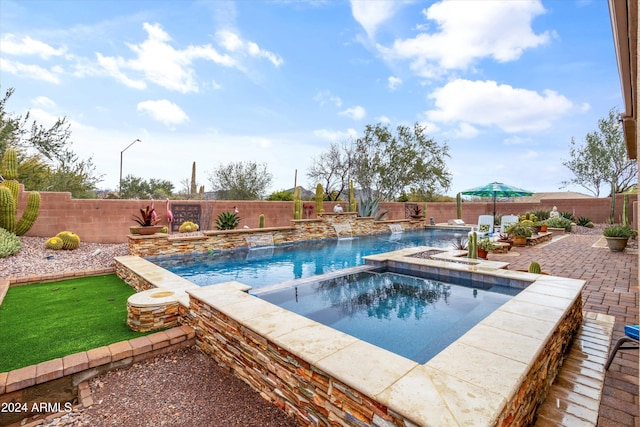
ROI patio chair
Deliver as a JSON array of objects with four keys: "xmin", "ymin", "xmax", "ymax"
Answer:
[
  {"xmin": 500, "ymin": 215, "xmax": 519, "ymax": 234},
  {"xmin": 605, "ymin": 325, "xmax": 639, "ymax": 370},
  {"xmin": 470, "ymin": 215, "xmax": 494, "ymax": 237}
]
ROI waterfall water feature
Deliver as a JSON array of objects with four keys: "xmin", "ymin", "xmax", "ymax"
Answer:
[
  {"xmin": 333, "ymin": 222, "xmax": 353, "ymax": 240},
  {"xmin": 388, "ymin": 223, "xmax": 403, "ymax": 233},
  {"xmin": 246, "ymin": 234, "xmax": 275, "ymax": 249}
]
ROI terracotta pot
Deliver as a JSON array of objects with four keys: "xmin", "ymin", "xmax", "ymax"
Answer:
[
  {"xmin": 540, "ymin": 225, "xmax": 548, "ymax": 232},
  {"xmin": 130, "ymin": 225, "xmax": 164, "ymax": 235},
  {"xmin": 512, "ymin": 236, "xmax": 527, "ymax": 246},
  {"xmin": 477, "ymin": 248, "xmax": 488, "ymax": 259}
]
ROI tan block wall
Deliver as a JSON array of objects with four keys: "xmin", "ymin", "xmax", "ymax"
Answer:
[{"xmin": 15, "ymin": 189, "xmax": 637, "ymax": 243}]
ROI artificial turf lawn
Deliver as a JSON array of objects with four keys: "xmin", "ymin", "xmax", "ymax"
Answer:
[{"xmin": 0, "ymin": 274, "xmax": 152, "ymax": 372}]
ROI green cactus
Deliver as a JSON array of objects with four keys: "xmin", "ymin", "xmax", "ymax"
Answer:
[
  {"xmin": 259, "ymin": 214, "xmax": 265, "ymax": 228},
  {"xmin": 468, "ymin": 231, "xmax": 477, "ymax": 259},
  {"xmin": 456, "ymin": 193, "xmax": 462, "ymax": 219},
  {"xmin": 293, "ymin": 186, "xmax": 302, "ymax": 220},
  {"xmin": 45, "ymin": 236, "xmax": 64, "ymax": 250},
  {"xmin": 56, "ymin": 231, "xmax": 81, "ymax": 250},
  {"xmin": 179, "ymin": 221, "xmax": 199, "ymax": 233},
  {"xmin": 315, "ymin": 183, "xmax": 324, "ymax": 214},
  {"xmin": 623, "ymin": 193, "xmax": 629, "ymax": 226},
  {"xmin": 349, "ymin": 180, "xmax": 356, "ymax": 213},
  {"xmin": 0, "ymin": 147, "xmax": 41, "ymax": 236},
  {"xmin": 0, "ymin": 227, "xmax": 21, "ymax": 258},
  {"xmin": 423, "ymin": 202, "xmax": 427, "ymax": 219},
  {"xmin": 528, "ymin": 262, "xmax": 542, "ymax": 274}
]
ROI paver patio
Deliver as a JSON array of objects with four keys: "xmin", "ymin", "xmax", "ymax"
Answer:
[{"xmin": 491, "ymin": 233, "xmax": 639, "ymax": 427}]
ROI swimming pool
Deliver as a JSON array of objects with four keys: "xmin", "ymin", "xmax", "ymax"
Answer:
[
  {"xmin": 258, "ymin": 270, "xmax": 516, "ymax": 363},
  {"xmin": 151, "ymin": 229, "xmax": 463, "ymax": 288}
]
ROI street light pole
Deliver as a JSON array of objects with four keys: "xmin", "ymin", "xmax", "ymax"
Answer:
[{"xmin": 119, "ymin": 139, "xmax": 141, "ymax": 197}]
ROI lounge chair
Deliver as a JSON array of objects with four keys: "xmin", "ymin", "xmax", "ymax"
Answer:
[
  {"xmin": 605, "ymin": 325, "xmax": 639, "ymax": 370},
  {"xmin": 470, "ymin": 215, "xmax": 494, "ymax": 237},
  {"xmin": 500, "ymin": 215, "xmax": 519, "ymax": 234}
]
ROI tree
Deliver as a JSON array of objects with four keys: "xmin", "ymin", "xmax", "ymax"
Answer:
[
  {"xmin": 351, "ymin": 123, "xmax": 451, "ymax": 200},
  {"xmin": 306, "ymin": 141, "xmax": 353, "ymax": 201},
  {"xmin": 265, "ymin": 189, "xmax": 294, "ymax": 201},
  {"xmin": 119, "ymin": 175, "xmax": 174, "ymax": 199},
  {"xmin": 562, "ymin": 108, "xmax": 638, "ymax": 197},
  {"xmin": 0, "ymin": 87, "xmax": 103, "ymax": 197},
  {"xmin": 207, "ymin": 161, "xmax": 273, "ymax": 200}
]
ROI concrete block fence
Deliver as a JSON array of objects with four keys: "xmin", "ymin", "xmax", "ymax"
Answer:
[{"xmin": 14, "ymin": 187, "xmax": 637, "ymax": 243}]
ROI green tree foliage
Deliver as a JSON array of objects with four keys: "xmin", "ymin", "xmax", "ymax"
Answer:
[
  {"xmin": 208, "ymin": 161, "xmax": 273, "ymax": 200},
  {"xmin": 0, "ymin": 87, "xmax": 103, "ymax": 197},
  {"xmin": 119, "ymin": 175, "xmax": 174, "ymax": 199},
  {"xmin": 265, "ymin": 189, "xmax": 294, "ymax": 201},
  {"xmin": 306, "ymin": 141, "xmax": 353, "ymax": 201},
  {"xmin": 352, "ymin": 123, "xmax": 451, "ymax": 200},
  {"xmin": 562, "ymin": 107, "xmax": 638, "ymax": 197}
]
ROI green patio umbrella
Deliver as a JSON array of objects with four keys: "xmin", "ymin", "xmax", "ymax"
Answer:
[{"xmin": 460, "ymin": 181, "xmax": 533, "ymax": 218}]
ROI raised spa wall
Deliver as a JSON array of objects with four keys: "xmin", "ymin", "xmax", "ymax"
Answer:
[
  {"xmin": 115, "ymin": 245, "xmax": 585, "ymax": 427},
  {"xmin": 127, "ymin": 212, "xmax": 429, "ymax": 258}
]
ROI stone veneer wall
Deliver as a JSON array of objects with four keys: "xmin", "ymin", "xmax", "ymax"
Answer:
[
  {"xmin": 186, "ymin": 289, "xmax": 583, "ymax": 427},
  {"xmin": 128, "ymin": 213, "xmax": 427, "ymax": 258},
  {"xmin": 493, "ymin": 296, "xmax": 582, "ymax": 426}
]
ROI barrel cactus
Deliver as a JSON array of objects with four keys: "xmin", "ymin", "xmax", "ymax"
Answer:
[
  {"xmin": 56, "ymin": 231, "xmax": 81, "ymax": 250},
  {"xmin": 0, "ymin": 147, "xmax": 41, "ymax": 236},
  {"xmin": 45, "ymin": 236, "xmax": 64, "ymax": 250},
  {"xmin": 528, "ymin": 262, "xmax": 542, "ymax": 274},
  {"xmin": 179, "ymin": 221, "xmax": 199, "ymax": 233}
]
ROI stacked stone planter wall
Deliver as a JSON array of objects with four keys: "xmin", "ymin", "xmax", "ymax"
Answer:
[{"xmin": 128, "ymin": 213, "xmax": 427, "ymax": 258}]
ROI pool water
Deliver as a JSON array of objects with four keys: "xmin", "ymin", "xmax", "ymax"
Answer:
[
  {"xmin": 153, "ymin": 229, "xmax": 462, "ymax": 289},
  {"xmin": 259, "ymin": 271, "xmax": 515, "ymax": 363}
]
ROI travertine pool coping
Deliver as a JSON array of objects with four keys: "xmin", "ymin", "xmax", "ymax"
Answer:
[{"xmin": 116, "ymin": 245, "xmax": 579, "ymax": 426}]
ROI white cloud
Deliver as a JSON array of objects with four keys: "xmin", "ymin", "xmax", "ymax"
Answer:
[
  {"xmin": 426, "ymin": 79, "xmax": 573, "ymax": 133},
  {"xmin": 350, "ymin": 1, "xmax": 403, "ymax": 38},
  {"xmin": 216, "ymin": 30, "xmax": 283, "ymax": 67},
  {"xmin": 314, "ymin": 90, "xmax": 343, "ymax": 107},
  {"xmin": 313, "ymin": 128, "xmax": 359, "ymax": 141},
  {"xmin": 32, "ymin": 96, "xmax": 56, "ymax": 108},
  {"xmin": 388, "ymin": 76, "xmax": 402, "ymax": 90},
  {"xmin": 504, "ymin": 136, "xmax": 531, "ymax": 145},
  {"xmin": 453, "ymin": 122, "xmax": 479, "ymax": 139},
  {"xmin": 0, "ymin": 34, "xmax": 66, "ymax": 58},
  {"xmin": 0, "ymin": 58, "xmax": 61, "ymax": 83},
  {"xmin": 94, "ymin": 22, "xmax": 254, "ymax": 93},
  {"xmin": 137, "ymin": 99, "xmax": 189, "ymax": 127},
  {"xmin": 378, "ymin": 0, "xmax": 550, "ymax": 77},
  {"xmin": 377, "ymin": 115, "xmax": 391, "ymax": 124},
  {"xmin": 339, "ymin": 105, "xmax": 366, "ymax": 120}
]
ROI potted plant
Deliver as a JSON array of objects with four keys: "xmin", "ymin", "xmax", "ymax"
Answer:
[
  {"xmin": 130, "ymin": 205, "xmax": 163, "ymax": 235},
  {"xmin": 506, "ymin": 223, "xmax": 532, "ymax": 246},
  {"xmin": 477, "ymin": 237, "xmax": 496, "ymax": 259},
  {"xmin": 603, "ymin": 224, "xmax": 636, "ymax": 252}
]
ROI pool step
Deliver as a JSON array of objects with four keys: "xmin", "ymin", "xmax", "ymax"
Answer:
[{"xmin": 534, "ymin": 312, "xmax": 615, "ymax": 426}]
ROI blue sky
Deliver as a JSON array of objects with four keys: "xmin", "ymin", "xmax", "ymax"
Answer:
[{"xmin": 0, "ymin": 0, "xmax": 623, "ymax": 197}]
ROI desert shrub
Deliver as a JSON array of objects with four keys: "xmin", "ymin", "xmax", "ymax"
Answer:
[
  {"xmin": 545, "ymin": 217, "xmax": 573, "ymax": 232},
  {"xmin": 576, "ymin": 216, "xmax": 594, "ymax": 227},
  {"xmin": 0, "ymin": 228, "xmax": 21, "ymax": 258},
  {"xmin": 560, "ymin": 211, "xmax": 574, "ymax": 221},
  {"xmin": 530, "ymin": 209, "xmax": 550, "ymax": 221}
]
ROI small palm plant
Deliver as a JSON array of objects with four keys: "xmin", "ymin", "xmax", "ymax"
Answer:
[{"xmin": 216, "ymin": 211, "xmax": 240, "ymax": 230}]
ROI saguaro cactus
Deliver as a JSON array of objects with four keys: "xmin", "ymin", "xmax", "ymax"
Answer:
[
  {"xmin": 467, "ymin": 231, "xmax": 477, "ymax": 259},
  {"xmin": 293, "ymin": 186, "xmax": 302, "ymax": 220},
  {"xmin": 349, "ymin": 180, "xmax": 356, "ymax": 213},
  {"xmin": 456, "ymin": 193, "xmax": 462, "ymax": 219},
  {"xmin": 0, "ymin": 147, "xmax": 41, "ymax": 236},
  {"xmin": 259, "ymin": 214, "xmax": 265, "ymax": 228},
  {"xmin": 315, "ymin": 183, "xmax": 324, "ymax": 214},
  {"xmin": 623, "ymin": 193, "xmax": 629, "ymax": 226}
]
